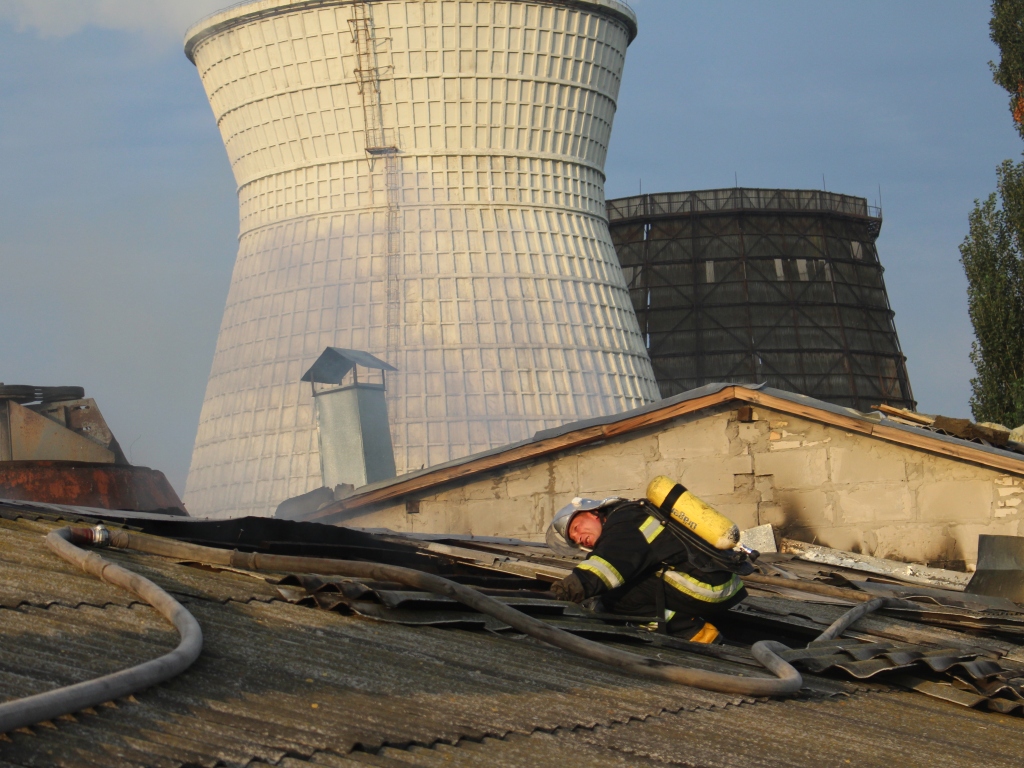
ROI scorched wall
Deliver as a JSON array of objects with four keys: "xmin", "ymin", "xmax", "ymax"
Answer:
[{"xmin": 327, "ymin": 403, "xmax": 1024, "ymax": 568}]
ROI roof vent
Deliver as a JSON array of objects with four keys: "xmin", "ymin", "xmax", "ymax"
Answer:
[{"xmin": 302, "ymin": 349, "xmax": 397, "ymax": 490}]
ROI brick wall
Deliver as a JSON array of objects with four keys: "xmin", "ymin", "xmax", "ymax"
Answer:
[{"xmin": 335, "ymin": 404, "xmax": 1024, "ymax": 568}]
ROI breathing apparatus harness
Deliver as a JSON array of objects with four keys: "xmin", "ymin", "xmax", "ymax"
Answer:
[
  {"xmin": 646, "ymin": 488, "xmax": 757, "ymax": 576},
  {"xmin": 595, "ymin": 493, "xmax": 756, "ymax": 577},
  {"xmin": 598, "ymin": 488, "xmax": 758, "ymax": 635}
]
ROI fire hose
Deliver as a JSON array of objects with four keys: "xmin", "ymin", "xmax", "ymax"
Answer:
[
  {"xmin": 0, "ymin": 527, "xmax": 203, "ymax": 734},
  {"xmin": 1, "ymin": 524, "xmax": 910, "ymax": 733}
]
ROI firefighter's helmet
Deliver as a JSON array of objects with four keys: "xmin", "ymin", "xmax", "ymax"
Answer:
[{"xmin": 545, "ymin": 497, "xmax": 621, "ymax": 554}]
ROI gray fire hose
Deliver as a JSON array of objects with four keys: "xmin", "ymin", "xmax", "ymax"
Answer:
[
  {"xmin": 7, "ymin": 525, "xmax": 917, "ymax": 733},
  {"xmin": 65, "ymin": 525, "xmax": 803, "ymax": 697},
  {"xmin": 815, "ymin": 597, "xmax": 906, "ymax": 642},
  {"xmin": 0, "ymin": 527, "xmax": 203, "ymax": 734}
]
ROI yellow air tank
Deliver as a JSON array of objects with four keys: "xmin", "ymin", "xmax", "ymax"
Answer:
[{"xmin": 646, "ymin": 476, "xmax": 740, "ymax": 550}]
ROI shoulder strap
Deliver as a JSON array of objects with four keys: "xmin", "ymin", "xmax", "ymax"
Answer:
[
  {"xmin": 642, "ymin": 500, "xmax": 754, "ymax": 575},
  {"xmin": 601, "ymin": 498, "xmax": 647, "ymax": 523},
  {"xmin": 656, "ymin": 483, "xmax": 688, "ymax": 516}
]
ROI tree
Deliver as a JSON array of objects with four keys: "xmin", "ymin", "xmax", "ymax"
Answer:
[
  {"xmin": 958, "ymin": 1, "xmax": 1024, "ymax": 427},
  {"xmin": 990, "ymin": 0, "xmax": 1024, "ymax": 139},
  {"xmin": 960, "ymin": 163, "xmax": 1024, "ymax": 426}
]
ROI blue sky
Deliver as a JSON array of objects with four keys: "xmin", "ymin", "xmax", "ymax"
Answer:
[{"xmin": 0, "ymin": 1, "xmax": 1020, "ymax": 496}]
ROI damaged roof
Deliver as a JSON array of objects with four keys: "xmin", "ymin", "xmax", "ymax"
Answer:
[
  {"xmin": 303, "ymin": 383, "xmax": 1024, "ymax": 524},
  {"xmin": 2, "ymin": 500, "xmax": 1024, "ymax": 766}
]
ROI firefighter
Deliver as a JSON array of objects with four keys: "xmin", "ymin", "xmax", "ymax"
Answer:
[{"xmin": 546, "ymin": 496, "xmax": 752, "ymax": 644}]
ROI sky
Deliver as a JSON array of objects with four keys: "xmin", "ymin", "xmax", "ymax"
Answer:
[{"xmin": 0, "ymin": 0, "xmax": 1020, "ymax": 497}]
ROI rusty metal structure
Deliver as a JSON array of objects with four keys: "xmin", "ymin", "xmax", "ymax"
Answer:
[
  {"xmin": 0, "ymin": 385, "xmax": 186, "ymax": 513},
  {"xmin": 0, "ymin": 462, "xmax": 185, "ymax": 513},
  {"xmin": 607, "ymin": 189, "xmax": 915, "ymax": 411}
]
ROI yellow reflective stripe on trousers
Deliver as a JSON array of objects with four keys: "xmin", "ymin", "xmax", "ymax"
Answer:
[
  {"xmin": 638, "ymin": 515, "xmax": 665, "ymax": 544},
  {"xmin": 662, "ymin": 570, "xmax": 743, "ymax": 603},
  {"xmin": 577, "ymin": 556, "xmax": 625, "ymax": 589}
]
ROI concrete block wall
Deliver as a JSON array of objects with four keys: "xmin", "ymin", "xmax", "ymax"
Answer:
[{"xmin": 337, "ymin": 404, "xmax": 1024, "ymax": 567}]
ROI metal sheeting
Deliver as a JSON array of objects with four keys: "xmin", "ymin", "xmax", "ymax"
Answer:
[
  {"xmin": 776, "ymin": 639, "xmax": 1024, "ymax": 715},
  {"xmin": 301, "ymin": 348, "xmax": 397, "ymax": 384},
  {"xmin": 273, "ymin": 549, "xmax": 1024, "ymax": 719},
  {"xmin": 373, "ymin": 531, "xmax": 1024, "ymax": 653},
  {"xmin": 781, "ymin": 639, "xmax": 999, "ymax": 678},
  {"xmin": 735, "ymin": 593, "xmax": 1022, "ymax": 659},
  {"xmin": 0, "ymin": 514, "xmax": 773, "ymax": 766},
  {"xmin": 255, "ymin": 692, "xmax": 1024, "ymax": 768}
]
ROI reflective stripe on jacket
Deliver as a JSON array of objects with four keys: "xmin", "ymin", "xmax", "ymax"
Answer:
[
  {"xmin": 661, "ymin": 569, "xmax": 744, "ymax": 604},
  {"xmin": 569, "ymin": 502, "xmax": 746, "ymax": 607},
  {"xmin": 577, "ymin": 556, "xmax": 624, "ymax": 589},
  {"xmin": 638, "ymin": 515, "xmax": 664, "ymax": 544}
]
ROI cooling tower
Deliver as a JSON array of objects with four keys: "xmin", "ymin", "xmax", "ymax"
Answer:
[
  {"xmin": 607, "ymin": 188, "xmax": 915, "ymax": 411},
  {"xmin": 183, "ymin": 0, "xmax": 659, "ymax": 518}
]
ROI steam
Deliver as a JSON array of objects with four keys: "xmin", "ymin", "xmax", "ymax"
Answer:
[{"xmin": 0, "ymin": 0, "xmax": 227, "ymax": 43}]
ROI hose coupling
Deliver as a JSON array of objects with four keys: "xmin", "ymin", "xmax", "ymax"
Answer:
[{"xmin": 67, "ymin": 525, "xmax": 111, "ymax": 548}]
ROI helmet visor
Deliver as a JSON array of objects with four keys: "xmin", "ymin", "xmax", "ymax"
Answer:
[
  {"xmin": 545, "ymin": 521, "xmax": 583, "ymax": 557},
  {"xmin": 544, "ymin": 496, "xmax": 622, "ymax": 556}
]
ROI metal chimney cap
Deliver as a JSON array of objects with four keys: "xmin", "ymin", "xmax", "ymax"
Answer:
[{"xmin": 301, "ymin": 348, "xmax": 397, "ymax": 384}]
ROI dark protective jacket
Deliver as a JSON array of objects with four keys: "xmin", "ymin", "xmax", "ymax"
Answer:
[{"xmin": 558, "ymin": 500, "xmax": 748, "ymax": 621}]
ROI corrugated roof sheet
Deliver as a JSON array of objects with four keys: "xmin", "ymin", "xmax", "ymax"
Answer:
[
  {"xmin": 3, "ymin": 506, "xmax": 1024, "ymax": 767},
  {"xmin": 244, "ymin": 692, "xmax": 1024, "ymax": 768}
]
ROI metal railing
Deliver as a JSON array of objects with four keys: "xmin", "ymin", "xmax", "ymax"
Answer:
[{"xmin": 607, "ymin": 188, "xmax": 881, "ymax": 223}]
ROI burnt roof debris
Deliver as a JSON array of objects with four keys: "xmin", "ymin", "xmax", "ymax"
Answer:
[
  {"xmin": 874, "ymin": 403, "xmax": 1024, "ymax": 455},
  {"xmin": 4, "ymin": 501, "xmax": 1024, "ymax": 765},
  {"xmin": 778, "ymin": 639, "xmax": 1024, "ymax": 714},
  {"xmin": 268, "ymin": 524, "xmax": 1024, "ymax": 718}
]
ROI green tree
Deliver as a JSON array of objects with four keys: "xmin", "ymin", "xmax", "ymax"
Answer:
[
  {"xmin": 959, "ymin": 0, "xmax": 1024, "ymax": 427},
  {"xmin": 960, "ymin": 162, "xmax": 1024, "ymax": 426},
  {"xmin": 990, "ymin": 0, "xmax": 1024, "ymax": 139}
]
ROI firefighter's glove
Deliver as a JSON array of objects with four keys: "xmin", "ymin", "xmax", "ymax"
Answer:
[{"xmin": 550, "ymin": 573, "xmax": 586, "ymax": 603}]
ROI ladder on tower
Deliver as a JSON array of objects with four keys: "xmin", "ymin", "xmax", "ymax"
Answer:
[{"xmin": 349, "ymin": 3, "xmax": 401, "ymax": 363}]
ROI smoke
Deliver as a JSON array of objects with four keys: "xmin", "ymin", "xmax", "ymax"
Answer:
[{"xmin": 0, "ymin": 1, "xmax": 227, "ymax": 43}]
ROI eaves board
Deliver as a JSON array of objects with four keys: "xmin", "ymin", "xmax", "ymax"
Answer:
[{"xmin": 737, "ymin": 388, "xmax": 1024, "ymax": 477}]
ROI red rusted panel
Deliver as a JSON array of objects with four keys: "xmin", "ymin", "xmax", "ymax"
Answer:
[{"xmin": 0, "ymin": 461, "xmax": 186, "ymax": 513}]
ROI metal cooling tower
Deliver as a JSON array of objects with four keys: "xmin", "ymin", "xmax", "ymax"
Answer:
[
  {"xmin": 607, "ymin": 188, "xmax": 915, "ymax": 412},
  {"xmin": 183, "ymin": 0, "xmax": 658, "ymax": 518}
]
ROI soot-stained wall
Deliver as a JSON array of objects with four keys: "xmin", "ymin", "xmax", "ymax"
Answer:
[{"xmin": 327, "ymin": 404, "xmax": 1024, "ymax": 568}]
